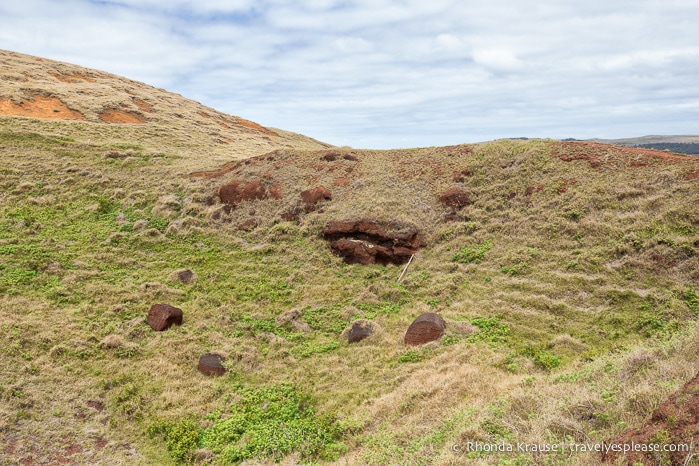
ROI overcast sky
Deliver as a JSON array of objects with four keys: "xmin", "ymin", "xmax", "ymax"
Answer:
[{"xmin": 1, "ymin": 0, "xmax": 698, "ymax": 148}]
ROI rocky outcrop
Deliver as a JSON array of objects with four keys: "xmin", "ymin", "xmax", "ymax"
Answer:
[
  {"xmin": 404, "ymin": 313, "xmax": 445, "ymax": 345},
  {"xmin": 323, "ymin": 220, "xmax": 423, "ymax": 265}
]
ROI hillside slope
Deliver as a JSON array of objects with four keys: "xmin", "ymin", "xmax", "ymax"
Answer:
[
  {"xmin": 2, "ymin": 52, "xmax": 699, "ymax": 465},
  {"xmin": 0, "ymin": 49, "xmax": 330, "ymax": 168}
]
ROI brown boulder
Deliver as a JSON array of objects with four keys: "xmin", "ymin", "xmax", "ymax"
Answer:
[
  {"xmin": 300, "ymin": 186, "xmax": 332, "ymax": 211},
  {"xmin": 198, "ymin": 353, "xmax": 226, "ymax": 377},
  {"xmin": 146, "ymin": 303, "xmax": 183, "ymax": 331},
  {"xmin": 219, "ymin": 181, "xmax": 266, "ymax": 206},
  {"xmin": 346, "ymin": 320, "xmax": 375, "ymax": 343},
  {"xmin": 171, "ymin": 269, "xmax": 196, "ymax": 284},
  {"xmin": 439, "ymin": 187, "xmax": 471, "ymax": 209},
  {"xmin": 404, "ymin": 313, "xmax": 445, "ymax": 345},
  {"xmin": 321, "ymin": 151, "xmax": 340, "ymax": 161}
]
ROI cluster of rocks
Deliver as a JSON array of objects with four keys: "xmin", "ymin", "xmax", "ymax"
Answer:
[
  {"xmin": 344, "ymin": 312, "xmax": 446, "ymax": 346},
  {"xmin": 145, "ymin": 280, "xmax": 447, "ymax": 376},
  {"xmin": 146, "ymin": 301, "xmax": 228, "ymax": 377}
]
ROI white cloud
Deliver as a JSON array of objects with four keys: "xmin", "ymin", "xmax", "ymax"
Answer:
[
  {"xmin": 1, "ymin": 0, "xmax": 699, "ymax": 148},
  {"xmin": 472, "ymin": 48, "xmax": 523, "ymax": 73}
]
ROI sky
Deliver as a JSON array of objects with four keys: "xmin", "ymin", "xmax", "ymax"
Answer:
[{"xmin": 1, "ymin": 0, "xmax": 699, "ymax": 149}]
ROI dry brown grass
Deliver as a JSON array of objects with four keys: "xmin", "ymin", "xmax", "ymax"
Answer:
[{"xmin": 2, "ymin": 50, "xmax": 699, "ymax": 465}]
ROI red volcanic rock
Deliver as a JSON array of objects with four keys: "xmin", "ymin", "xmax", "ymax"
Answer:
[
  {"xmin": 439, "ymin": 188, "xmax": 471, "ymax": 209},
  {"xmin": 219, "ymin": 181, "xmax": 266, "ymax": 206},
  {"xmin": 300, "ymin": 186, "xmax": 332, "ymax": 211},
  {"xmin": 147, "ymin": 303, "xmax": 183, "ymax": 331},
  {"xmin": 329, "ymin": 238, "xmax": 381, "ymax": 265},
  {"xmin": 602, "ymin": 372, "xmax": 699, "ymax": 465},
  {"xmin": 404, "ymin": 313, "xmax": 445, "ymax": 346},
  {"xmin": 323, "ymin": 220, "xmax": 423, "ymax": 265},
  {"xmin": 321, "ymin": 151, "xmax": 340, "ymax": 161},
  {"xmin": 198, "ymin": 353, "xmax": 226, "ymax": 377}
]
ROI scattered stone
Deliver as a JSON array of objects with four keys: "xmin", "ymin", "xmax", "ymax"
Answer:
[
  {"xmin": 323, "ymin": 219, "xmax": 423, "ymax": 265},
  {"xmin": 146, "ymin": 303, "xmax": 183, "ymax": 331},
  {"xmin": 170, "ymin": 268, "xmax": 197, "ymax": 284},
  {"xmin": 198, "ymin": 353, "xmax": 226, "ymax": 376},
  {"xmin": 439, "ymin": 187, "xmax": 471, "ymax": 209},
  {"xmin": 300, "ymin": 186, "xmax": 332, "ymax": 211},
  {"xmin": 404, "ymin": 313, "xmax": 446, "ymax": 346},
  {"xmin": 321, "ymin": 151, "xmax": 340, "ymax": 161},
  {"xmin": 345, "ymin": 320, "xmax": 375, "ymax": 343},
  {"xmin": 219, "ymin": 180, "xmax": 266, "ymax": 206}
]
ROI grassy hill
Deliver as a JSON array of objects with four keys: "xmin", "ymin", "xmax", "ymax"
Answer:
[{"xmin": 2, "ymin": 52, "xmax": 699, "ymax": 465}]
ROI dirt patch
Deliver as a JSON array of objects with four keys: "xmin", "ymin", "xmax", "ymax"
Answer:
[
  {"xmin": 218, "ymin": 116, "xmax": 278, "ymax": 137},
  {"xmin": 98, "ymin": 109, "xmax": 146, "ymax": 124},
  {"xmin": 602, "ymin": 372, "xmax": 699, "ymax": 465},
  {"xmin": 132, "ymin": 98, "xmax": 153, "ymax": 113},
  {"xmin": 0, "ymin": 95, "xmax": 84, "ymax": 120},
  {"xmin": 684, "ymin": 171, "xmax": 699, "ymax": 181}
]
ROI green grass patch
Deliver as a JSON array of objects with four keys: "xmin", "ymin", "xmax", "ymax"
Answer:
[
  {"xmin": 451, "ymin": 240, "xmax": 492, "ymax": 264},
  {"xmin": 198, "ymin": 383, "xmax": 343, "ymax": 463}
]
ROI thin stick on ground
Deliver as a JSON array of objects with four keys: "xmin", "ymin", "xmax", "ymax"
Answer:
[{"xmin": 397, "ymin": 254, "xmax": 414, "ymax": 283}]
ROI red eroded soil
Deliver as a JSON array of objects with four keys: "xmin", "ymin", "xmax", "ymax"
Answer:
[
  {"xmin": 98, "ymin": 109, "xmax": 146, "ymax": 124},
  {"xmin": 218, "ymin": 116, "xmax": 278, "ymax": 137},
  {"xmin": 602, "ymin": 372, "xmax": 699, "ymax": 465},
  {"xmin": 0, "ymin": 95, "xmax": 84, "ymax": 120},
  {"xmin": 132, "ymin": 98, "xmax": 153, "ymax": 113}
]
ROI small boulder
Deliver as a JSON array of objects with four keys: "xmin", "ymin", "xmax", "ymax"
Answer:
[
  {"xmin": 439, "ymin": 188, "xmax": 471, "ymax": 209},
  {"xmin": 198, "ymin": 353, "xmax": 226, "ymax": 377},
  {"xmin": 170, "ymin": 269, "xmax": 196, "ymax": 284},
  {"xmin": 345, "ymin": 320, "xmax": 375, "ymax": 343},
  {"xmin": 146, "ymin": 303, "xmax": 183, "ymax": 331},
  {"xmin": 404, "ymin": 313, "xmax": 446, "ymax": 346}
]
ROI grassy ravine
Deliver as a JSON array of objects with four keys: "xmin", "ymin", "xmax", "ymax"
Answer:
[{"xmin": 1, "ymin": 123, "xmax": 699, "ymax": 466}]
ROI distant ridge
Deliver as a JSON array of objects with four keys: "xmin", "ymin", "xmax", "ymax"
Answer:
[{"xmin": 586, "ymin": 135, "xmax": 699, "ymax": 156}]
